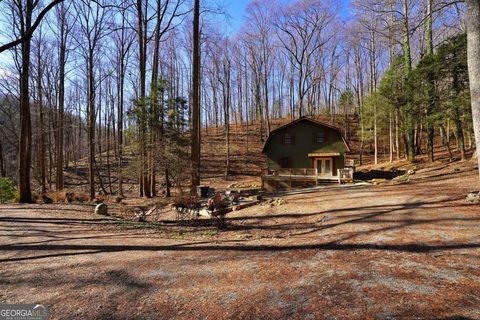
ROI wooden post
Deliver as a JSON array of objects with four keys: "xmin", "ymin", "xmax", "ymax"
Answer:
[{"xmin": 289, "ymin": 168, "xmax": 292, "ymax": 189}]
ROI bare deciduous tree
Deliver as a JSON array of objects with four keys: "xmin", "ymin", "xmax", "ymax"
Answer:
[
  {"xmin": 190, "ymin": 0, "xmax": 201, "ymax": 194},
  {"xmin": 275, "ymin": 0, "xmax": 337, "ymax": 118},
  {"xmin": 466, "ymin": 0, "xmax": 480, "ymax": 177}
]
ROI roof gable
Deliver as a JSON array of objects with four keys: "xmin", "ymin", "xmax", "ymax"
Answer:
[{"xmin": 261, "ymin": 116, "xmax": 351, "ymax": 153}]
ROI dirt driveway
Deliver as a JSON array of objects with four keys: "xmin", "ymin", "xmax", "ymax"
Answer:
[{"xmin": 1, "ymin": 163, "xmax": 480, "ymax": 319}]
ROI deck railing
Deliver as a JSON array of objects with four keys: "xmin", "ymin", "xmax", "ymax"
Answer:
[
  {"xmin": 261, "ymin": 168, "xmax": 339, "ymax": 190},
  {"xmin": 262, "ymin": 168, "xmax": 319, "ymax": 177},
  {"xmin": 261, "ymin": 167, "xmax": 355, "ymax": 190}
]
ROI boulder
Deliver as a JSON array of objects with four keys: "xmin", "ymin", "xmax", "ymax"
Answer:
[
  {"xmin": 393, "ymin": 174, "xmax": 409, "ymax": 182},
  {"xmin": 199, "ymin": 208, "xmax": 213, "ymax": 217},
  {"xmin": 370, "ymin": 178, "xmax": 386, "ymax": 185},
  {"xmin": 95, "ymin": 203, "xmax": 108, "ymax": 215},
  {"xmin": 466, "ymin": 192, "xmax": 480, "ymax": 204}
]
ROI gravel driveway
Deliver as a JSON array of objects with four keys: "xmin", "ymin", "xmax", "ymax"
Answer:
[{"xmin": 1, "ymin": 163, "xmax": 480, "ymax": 319}]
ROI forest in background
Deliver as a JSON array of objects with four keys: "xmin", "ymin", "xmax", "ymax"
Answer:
[{"xmin": 0, "ymin": 0, "xmax": 478, "ymax": 202}]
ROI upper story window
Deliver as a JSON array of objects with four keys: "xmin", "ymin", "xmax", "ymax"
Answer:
[
  {"xmin": 315, "ymin": 131, "xmax": 325, "ymax": 144},
  {"xmin": 284, "ymin": 133, "xmax": 294, "ymax": 145}
]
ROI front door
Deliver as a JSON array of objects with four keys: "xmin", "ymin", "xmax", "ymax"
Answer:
[{"xmin": 315, "ymin": 158, "xmax": 333, "ymax": 176}]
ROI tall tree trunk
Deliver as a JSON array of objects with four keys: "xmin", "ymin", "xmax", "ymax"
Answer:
[
  {"xmin": 88, "ymin": 51, "xmax": 96, "ymax": 200},
  {"xmin": 56, "ymin": 26, "xmax": 66, "ymax": 191},
  {"xmin": 466, "ymin": 0, "xmax": 480, "ymax": 175},
  {"xmin": 395, "ymin": 110, "xmax": 400, "ymax": 159},
  {"xmin": 0, "ymin": 142, "xmax": 5, "ymax": 177},
  {"xmin": 359, "ymin": 86, "xmax": 365, "ymax": 166},
  {"xmin": 190, "ymin": 0, "xmax": 201, "ymax": 194},
  {"xmin": 298, "ymin": 67, "xmax": 304, "ymax": 118},
  {"xmin": 425, "ymin": 0, "xmax": 435, "ymax": 162},
  {"xmin": 48, "ymin": 110, "xmax": 54, "ymax": 189},
  {"xmin": 453, "ymin": 107, "xmax": 466, "ymax": 160},
  {"xmin": 36, "ymin": 38, "xmax": 46, "ymax": 194},
  {"xmin": 402, "ymin": 0, "xmax": 415, "ymax": 162},
  {"xmin": 97, "ymin": 75, "xmax": 102, "ymax": 163},
  {"xmin": 54, "ymin": 3, "xmax": 71, "ymax": 191},
  {"xmin": 440, "ymin": 125, "xmax": 453, "ymax": 161},
  {"xmin": 225, "ymin": 113, "xmax": 230, "ymax": 179},
  {"xmin": 389, "ymin": 111, "xmax": 393, "ymax": 163},
  {"xmin": 117, "ymin": 66, "xmax": 124, "ymax": 196},
  {"xmin": 106, "ymin": 83, "xmax": 113, "ymax": 194},
  {"xmin": 149, "ymin": 0, "xmax": 163, "ymax": 197},
  {"xmin": 237, "ymin": 59, "xmax": 243, "ymax": 125},
  {"xmin": 369, "ymin": 32, "xmax": 378, "ymax": 165},
  {"xmin": 117, "ymin": 9, "xmax": 128, "ymax": 198},
  {"xmin": 263, "ymin": 50, "xmax": 271, "ymax": 134},
  {"xmin": 426, "ymin": 0, "xmax": 434, "ymax": 57},
  {"xmin": 136, "ymin": 0, "xmax": 150, "ymax": 197},
  {"xmin": 223, "ymin": 58, "xmax": 231, "ymax": 179},
  {"xmin": 18, "ymin": 0, "xmax": 33, "ymax": 203}
]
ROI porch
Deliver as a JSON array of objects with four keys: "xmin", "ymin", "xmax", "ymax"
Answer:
[{"xmin": 261, "ymin": 168, "xmax": 339, "ymax": 191}]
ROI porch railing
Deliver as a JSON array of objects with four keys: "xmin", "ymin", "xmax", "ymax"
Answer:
[
  {"xmin": 262, "ymin": 168, "xmax": 319, "ymax": 177},
  {"xmin": 261, "ymin": 167, "xmax": 354, "ymax": 189}
]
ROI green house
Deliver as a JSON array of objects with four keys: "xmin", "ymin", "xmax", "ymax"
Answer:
[{"xmin": 262, "ymin": 117, "xmax": 351, "ymax": 177}]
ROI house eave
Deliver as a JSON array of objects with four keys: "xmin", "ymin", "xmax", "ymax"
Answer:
[{"xmin": 308, "ymin": 152, "xmax": 341, "ymax": 157}]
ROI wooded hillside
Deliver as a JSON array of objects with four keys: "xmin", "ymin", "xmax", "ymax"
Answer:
[{"xmin": 0, "ymin": 0, "xmax": 479, "ymax": 202}]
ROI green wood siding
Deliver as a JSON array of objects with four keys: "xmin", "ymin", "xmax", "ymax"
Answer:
[{"xmin": 264, "ymin": 120, "xmax": 348, "ymax": 170}]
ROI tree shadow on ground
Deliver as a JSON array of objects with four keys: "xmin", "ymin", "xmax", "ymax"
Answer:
[
  {"xmin": 0, "ymin": 216, "xmax": 113, "ymax": 225},
  {"xmin": 169, "ymin": 198, "xmax": 463, "ymax": 232},
  {"xmin": 2, "ymin": 198, "xmax": 479, "ymax": 263},
  {"xmin": 2, "ymin": 240, "xmax": 480, "ymax": 263},
  {"xmin": 0, "ymin": 206, "xmax": 95, "ymax": 213},
  {"xmin": 354, "ymin": 170, "xmax": 406, "ymax": 180}
]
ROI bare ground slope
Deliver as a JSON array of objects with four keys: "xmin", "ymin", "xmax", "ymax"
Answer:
[{"xmin": 1, "ymin": 160, "xmax": 479, "ymax": 319}]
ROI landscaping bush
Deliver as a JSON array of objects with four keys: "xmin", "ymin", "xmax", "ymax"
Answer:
[
  {"xmin": 0, "ymin": 178, "xmax": 16, "ymax": 203},
  {"xmin": 48, "ymin": 190, "xmax": 90, "ymax": 203},
  {"xmin": 13, "ymin": 190, "xmax": 39, "ymax": 203}
]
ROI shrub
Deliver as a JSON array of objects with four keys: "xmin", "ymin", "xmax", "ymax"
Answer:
[
  {"xmin": 31, "ymin": 191, "xmax": 39, "ymax": 203},
  {"xmin": 13, "ymin": 190, "xmax": 39, "ymax": 203},
  {"xmin": 47, "ymin": 189, "xmax": 90, "ymax": 203},
  {"xmin": 0, "ymin": 178, "xmax": 16, "ymax": 203}
]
